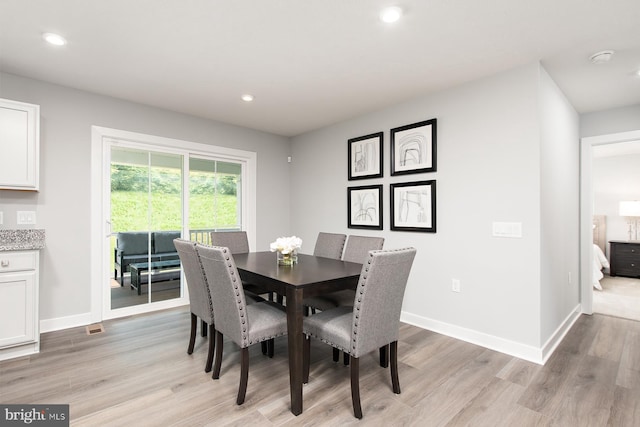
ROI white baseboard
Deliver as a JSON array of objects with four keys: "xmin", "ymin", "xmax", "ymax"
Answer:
[
  {"xmin": 540, "ymin": 304, "xmax": 582, "ymax": 364},
  {"xmin": 40, "ymin": 312, "xmax": 94, "ymax": 334},
  {"xmin": 400, "ymin": 306, "xmax": 581, "ymax": 365}
]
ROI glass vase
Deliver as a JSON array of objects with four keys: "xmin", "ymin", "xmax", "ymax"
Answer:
[{"xmin": 277, "ymin": 250, "xmax": 298, "ymax": 266}]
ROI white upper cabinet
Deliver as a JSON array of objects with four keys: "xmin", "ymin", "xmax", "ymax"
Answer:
[{"xmin": 0, "ymin": 98, "xmax": 40, "ymax": 191}]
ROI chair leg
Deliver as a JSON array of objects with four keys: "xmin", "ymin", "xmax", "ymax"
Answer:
[
  {"xmin": 332, "ymin": 347, "xmax": 340, "ymax": 362},
  {"xmin": 343, "ymin": 352, "xmax": 350, "ymax": 366},
  {"xmin": 212, "ymin": 331, "xmax": 224, "ymax": 379},
  {"xmin": 350, "ymin": 356, "xmax": 362, "ymax": 419},
  {"xmin": 261, "ymin": 341, "xmax": 267, "ymax": 355},
  {"xmin": 205, "ymin": 323, "xmax": 215, "ymax": 372},
  {"xmin": 201, "ymin": 320, "xmax": 207, "ymax": 337},
  {"xmin": 390, "ymin": 341, "xmax": 401, "ymax": 394},
  {"xmin": 187, "ymin": 313, "xmax": 197, "ymax": 355},
  {"xmin": 303, "ymin": 335, "xmax": 311, "ymax": 383},
  {"xmin": 237, "ymin": 347, "xmax": 249, "ymax": 405},
  {"xmin": 268, "ymin": 338, "xmax": 275, "ymax": 358},
  {"xmin": 379, "ymin": 345, "xmax": 389, "ymax": 368}
]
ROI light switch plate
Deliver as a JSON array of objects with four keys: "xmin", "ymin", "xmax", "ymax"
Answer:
[
  {"xmin": 0, "ymin": 211, "xmax": 3, "ymax": 225},
  {"xmin": 492, "ymin": 221, "xmax": 522, "ymax": 238},
  {"xmin": 17, "ymin": 211, "xmax": 36, "ymax": 225}
]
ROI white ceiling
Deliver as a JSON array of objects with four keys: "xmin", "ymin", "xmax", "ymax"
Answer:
[{"xmin": 1, "ymin": 0, "xmax": 639, "ymax": 137}]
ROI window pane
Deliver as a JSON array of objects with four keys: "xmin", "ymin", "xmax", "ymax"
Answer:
[{"xmin": 189, "ymin": 157, "xmax": 242, "ymax": 243}]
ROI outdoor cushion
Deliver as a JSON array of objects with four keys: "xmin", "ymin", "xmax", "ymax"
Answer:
[
  {"xmin": 117, "ymin": 231, "xmax": 149, "ymax": 255},
  {"xmin": 153, "ymin": 231, "xmax": 180, "ymax": 254}
]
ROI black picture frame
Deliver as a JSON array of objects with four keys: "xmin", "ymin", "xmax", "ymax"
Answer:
[
  {"xmin": 390, "ymin": 118, "xmax": 437, "ymax": 176},
  {"xmin": 348, "ymin": 132, "xmax": 383, "ymax": 180},
  {"xmin": 348, "ymin": 184, "xmax": 383, "ymax": 229},
  {"xmin": 390, "ymin": 180, "xmax": 436, "ymax": 232}
]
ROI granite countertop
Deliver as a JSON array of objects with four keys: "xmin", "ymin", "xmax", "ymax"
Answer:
[{"xmin": 0, "ymin": 229, "xmax": 46, "ymax": 251}]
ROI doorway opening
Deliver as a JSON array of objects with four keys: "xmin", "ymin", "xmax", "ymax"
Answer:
[{"xmin": 580, "ymin": 129, "xmax": 640, "ymax": 320}]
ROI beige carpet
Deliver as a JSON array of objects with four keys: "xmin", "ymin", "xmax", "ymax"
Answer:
[{"xmin": 593, "ymin": 275, "xmax": 640, "ymax": 321}]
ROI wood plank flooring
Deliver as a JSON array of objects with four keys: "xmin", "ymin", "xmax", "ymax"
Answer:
[{"xmin": 1, "ymin": 308, "xmax": 639, "ymax": 426}]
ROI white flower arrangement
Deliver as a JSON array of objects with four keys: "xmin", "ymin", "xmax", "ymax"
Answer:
[{"xmin": 270, "ymin": 236, "xmax": 302, "ymax": 254}]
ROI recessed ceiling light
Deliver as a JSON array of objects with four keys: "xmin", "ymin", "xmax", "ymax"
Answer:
[
  {"xmin": 380, "ymin": 6, "xmax": 402, "ymax": 23},
  {"xmin": 589, "ymin": 50, "xmax": 615, "ymax": 64},
  {"xmin": 42, "ymin": 32, "xmax": 67, "ymax": 46},
  {"xmin": 241, "ymin": 94, "xmax": 254, "ymax": 102}
]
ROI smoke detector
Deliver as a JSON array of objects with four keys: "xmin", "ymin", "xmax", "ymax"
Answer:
[{"xmin": 589, "ymin": 50, "xmax": 615, "ymax": 64}]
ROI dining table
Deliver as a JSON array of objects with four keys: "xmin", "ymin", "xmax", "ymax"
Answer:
[{"xmin": 232, "ymin": 251, "xmax": 362, "ymax": 416}]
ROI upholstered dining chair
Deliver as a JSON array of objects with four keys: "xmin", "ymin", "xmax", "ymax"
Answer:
[
  {"xmin": 305, "ymin": 235, "xmax": 384, "ymax": 312},
  {"xmin": 174, "ymin": 238, "xmax": 266, "ymax": 372},
  {"xmin": 196, "ymin": 244, "xmax": 289, "ymax": 405},
  {"xmin": 313, "ymin": 232, "xmax": 347, "ymax": 259},
  {"xmin": 303, "ymin": 247, "xmax": 416, "ymax": 419},
  {"xmin": 210, "ymin": 231, "xmax": 274, "ymax": 302},
  {"xmin": 304, "ymin": 235, "xmax": 385, "ymax": 364},
  {"xmin": 210, "ymin": 231, "xmax": 250, "ymax": 253}
]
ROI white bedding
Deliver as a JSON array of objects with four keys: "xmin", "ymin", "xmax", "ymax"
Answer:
[{"xmin": 593, "ymin": 244, "xmax": 609, "ymax": 291}]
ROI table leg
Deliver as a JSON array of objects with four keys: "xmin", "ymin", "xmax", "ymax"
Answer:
[
  {"xmin": 286, "ymin": 287, "xmax": 304, "ymax": 416},
  {"xmin": 130, "ymin": 266, "xmax": 141, "ymax": 295}
]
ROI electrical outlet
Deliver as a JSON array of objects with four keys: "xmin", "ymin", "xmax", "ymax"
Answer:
[{"xmin": 452, "ymin": 279, "xmax": 461, "ymax": 293}]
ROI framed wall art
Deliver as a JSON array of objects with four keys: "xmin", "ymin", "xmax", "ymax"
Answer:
[
  {"xmin": 390, "ymin": 118, "xmax": 437, "ymax": 175},
  {"xmin": 390, "ymin": 180, "xmax": 436, "ymax": 232},
  {"xmin": 348, "ymin": 184, "xmax": 383, "ymax": 229},
  {"xmin": 348, "ymin": 132, "xmax": 383, "ymax": 180}
]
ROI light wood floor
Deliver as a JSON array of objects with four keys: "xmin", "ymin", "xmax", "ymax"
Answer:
[{"xmin": 1, "ymin": 308, "xmax": 639, "ymax": 426}]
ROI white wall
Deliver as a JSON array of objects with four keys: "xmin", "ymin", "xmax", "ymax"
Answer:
[
  {"xmin": 290, "ymin": 63, "xmax": 577, "ymax": 360},
  {"xmin": 0, "ymin": 72, "xmax": 291, "ymax": 323},
  {"xmin": 538, "ymin": 67, "xmax": 580, "ymax": 345},
  {"xmin": 593, "ymin": 153, "xmax": 640, "ymax": 248},
  {"xmin": 581, "ymin": 105, "xmax": 640, "ymax": 138}
]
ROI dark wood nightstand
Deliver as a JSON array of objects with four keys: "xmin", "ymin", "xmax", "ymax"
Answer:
[{"xmin": 609, "ymin": 240, "xmax": 640, "ymax": 278}]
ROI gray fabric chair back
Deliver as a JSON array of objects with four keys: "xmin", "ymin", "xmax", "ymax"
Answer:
[
  {"xmin": 196, "ymin": 244, "xmax": 251, "ymax": 348},
  {"xmin": 210, "ymin": 231, "xmax": 250, "ymax": 254},
  {"xmin": 313, "ymin": 232, "xmax": 347, "ymax": 259},
  {"xmin": 342, "ymin": 235, "xmax": 385, "ymax": 264},
  {"xmin": 351, "ymin": 248, "xmax": 416, "ymax": 358},
  {"xmin": 174, "ymin": 239, "xmax": 213, "ymax": 324}
]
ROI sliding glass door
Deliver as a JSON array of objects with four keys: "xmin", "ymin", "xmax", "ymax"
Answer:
[
  {"xmin": 110, "ymin": 147, "xmax": 183, "ymax": 309},
  {"xmin": 92, "ymin": 126, "xmax": 256, "ymax": 322}
]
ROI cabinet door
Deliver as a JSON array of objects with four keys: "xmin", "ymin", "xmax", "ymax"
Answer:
[
  {"xmin": 0, "ymin": 98, "xmax": 40, "ymax": 190},
  {"xmin": 0, "ymin": 271, "xmax": 36, "ymax": 347}
]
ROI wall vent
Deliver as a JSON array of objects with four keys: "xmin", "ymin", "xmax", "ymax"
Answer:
[{"xmin": 86, "ymin": 324, "xmax": 105, "ymax": 335}]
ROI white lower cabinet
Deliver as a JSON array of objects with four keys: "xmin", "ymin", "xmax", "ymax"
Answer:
[{"xmin": 0, "ymin": 250, "xmax": 39, "ymax": 360}]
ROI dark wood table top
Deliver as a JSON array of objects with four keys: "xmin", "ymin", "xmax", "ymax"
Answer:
[{"xmin": 233, "ymin": 251, "xmax": 362, "ymax": 288}]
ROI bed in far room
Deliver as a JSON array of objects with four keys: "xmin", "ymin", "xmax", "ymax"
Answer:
[{"xmin": 593, "ymin": 215, "xmax": 609, "ymax": 291}]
